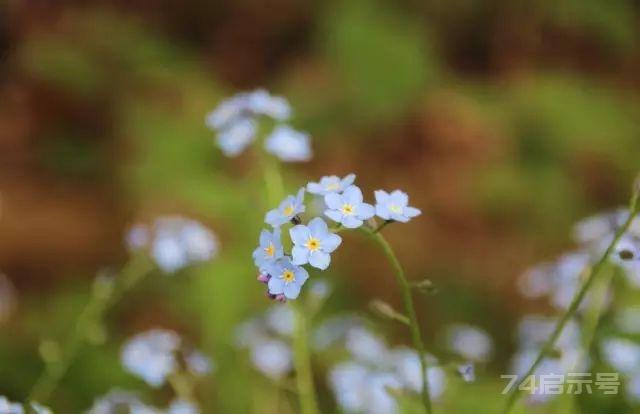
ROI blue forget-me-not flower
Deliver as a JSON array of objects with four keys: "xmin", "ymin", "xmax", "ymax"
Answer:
[
  {"xmin": 265, "ymin": 188, "xmax": 306, "ymax": 227},
  {"xmin": 151, "ymin": 217, "xmax": 219, "ymax": 274},
  {"xmin": 168, "ymin": 399, "xmax": 200, "ymax": 414},
  {"xmin": 215, "ymin": 118, "xmax": 257, "ymax": 157},
  {"xmin": 0, "ymin": 396, "xmax": 23, "ymax": 414},
  {"xmin": 374, "ymin": 190, "xmax": 422, "ymax": 223},
  {"xmin": 252, "ymin": 228, "xmax": 284, "ymax": 270},
  {"xmin": 206, "ymin": 90, "xmax": 291, "ymax": 157},
  {"xmin": 324, "ymin": 185, "xmax": 375, "ymax": 228},
  {"xmin": 121, "ymin": 330, "xmax": 212, "ymax": 388},
  {"xmin": 290, "ymin": 217, "xmax": 342, "ymax": 270},
  {"xmin": 121, "ymin": 330, "xmax": 181, "ymax": 388},
  {"xmin": 264, "ymin": 125, "xmax": 312, "ymax": 162},
  {"xmin": 266, "ymin": 257, "xmax": 310, "ymax": 300},
  {"xmin": 307, "ymin": 173, "xmax": 356, "ymax": 196}
]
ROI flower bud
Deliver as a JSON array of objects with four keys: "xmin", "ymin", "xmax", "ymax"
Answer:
[
  {"xmin": 370, "ymin": 299, "xmax": 409, "ymax": 325},
  {"xmin": 257, "ymin": 273, "xmax": 270, "ymax": 284},
  {"xmin": 457, "ymin": 363, "xmax": 475, "ymax": 382},
  {"xmin": 290, "ymin": 215, "xmax": 302, "ymax": 225},
  {"xmin": 412, "ymin": 278, "xmax": 437, "ymax": 295},
  {"xmin": 275, "ymin": 294, "xmax": 287, "ymax": 303}
]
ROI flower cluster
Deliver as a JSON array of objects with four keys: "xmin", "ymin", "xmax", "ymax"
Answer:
[
  {"xmin": 206, "ymin": 90, "xmax": 312, "ymax": 161},
  {"xmin": 445, "ymin": 323, "xmax": 494, "ymax": 363},
  {"xmin": 125, "ymin": 216, "xmax": 219, "ymax": 274},
  {"xmin": 518, "ymin": 209, "xmax": 640, "ymax": 310},
  {"xmin": 121, "ymin": 329, "xmax": 213, "ymax": 388},
  {"xmin": 0, "ymin": 398, "xmax": 51, "ymax": 414},
  {"xmin": 234, "ymin": 304, "xmax": 295, "ymax": 379},
  {"xmin": 87, "ymin": 389, "xmax": 197, "ymax": 414},
  {"xmin": 326, "ymin": 325, "xmax": 446, "ymax": 414},
  {"xmin": 509, "ymin": 316, "xmax": 584, "ymax": 405},
  {"xmin": 254, "ymin": 174, "xmax": 421, "ymax": 301},
  {"xmin": 513, "ymin": 209, "xmax": 640, "ymax": 405}
]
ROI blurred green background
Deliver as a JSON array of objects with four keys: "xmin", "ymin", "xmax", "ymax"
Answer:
[{"xmin": 0, "ymin": 0, "xmax": 639, "ymax": 412}]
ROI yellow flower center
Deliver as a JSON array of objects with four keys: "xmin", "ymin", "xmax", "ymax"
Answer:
[
  {"xmin": 326, "ymin": 182, "xmax": 340, "ymax": 191},
  {"xmin": 305, "ymin": 237, "xmax": 321, "ymax": 252},
  {"xmin": 341, "ymin": 204, "xmax": 355, "ymax": 215},
  {"xmin": 282, "ymin": 270, "xmax": 296, "ymax": 283},
  {"xmin": 264, "ymin": 243, "xmax": 275, "ymax": 257},
  {"xmin": 389, "ymin": 204, "xmax": 403, "ymax": 214},
  {"xmin": 283, "ymin": 205, "xmax": 294, "ymax": 216}
]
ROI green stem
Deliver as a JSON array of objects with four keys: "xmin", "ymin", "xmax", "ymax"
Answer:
[
  {"xmin": 567, "ymin": 265, "xmax": 615, "ymax": 412},
  {"xmin": 364, "ymin": 228, "xmax": 433, "ymax": 414},
  {"xmin": 503, "ymin": 190, "xmax": 640, "ymax": 413},
  {"xmin": 291, "ymin": 301, "xmax": 320, "ymax": 414},
  {"xmin": 28, "ymin": 254, "xmax": 154, "ymax": 402},
  {"xmin": 261, "ymin": 154, "xmax": 285, "ymax": 207},
  {"xmin": 257, "ymin": 152, "xmax": 319, "ymax": 414},
  {"xmin": 168, "ymin": 371, "xmax": 196, "ymax": 403}
]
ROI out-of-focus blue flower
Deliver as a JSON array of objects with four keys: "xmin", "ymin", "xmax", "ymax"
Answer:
[
  {"xmin": 234, "ymin": 319, "xmax": 269, "ymax": 349},
  {"xmin": 446, "ymin": 324, "xmax": 493, "ymax": 362},
  {"xmin": 518, "ymin": 252, "xmax": 593, "ymax": 311},
  {"xmin": 329, "ymin": 362, "xmax": 369, "ymax": 412},
  {"xmin": 390, "ymin": 348, "xmax": 446, "ymax": 399},
  {"xmin": 0, "ymin": 397, "xmax": 23, "ymax": 414},
  {"xmin": 125, "ymin": 224, "xmax": 150, "ymax": 251},
  {"xmin": 206, "ymin": 90, "xmax": 291, "ymax": 157},
  {"xmin": 246, "ymin": 90, "xmax": 291, "ymax": 120},
  {"xmin": 307, "ymin": 174, "xmax": 356, "ymax": 196},
  {"xmin": 250, "ymin": 339, "xmax": 292, "ymax": 379},
  {"xmin": 517, "ymin": 315, "xmax": 581, "ymax": 351},
  {"xmin": 151, "ymin": 217, "xmax": 219, "ymax": 273},
  {"xmin": 290, "ymin": 217, "xmax": 342, "ymax": 270},
  {"xmin": 312, "ymin": 315, "xmax": 362, "ymax": 350},
  {"xmin": 517, "ymin": 265, "xmax": 554, "ymax": 299},
  {"xmin": 324, "ymin": 185, "xmax": 375, "ymax": 228},
  {"xmin": 374, "ymin": 190, "xmax": 421, "ymax": 223},
  {"xmin": 205, "ymin": 89, "xmax": 290, "ymax": 131},
  {"xmin": 265, "ymin": 304, "xmax": 294, "ymax": 337},
  {"xmin": 600, "ymin": 338, "xmax": 640, "ymax": 375},
  {"xmin": 265, "ymin": 188, "xmax": 306, "ymax": 227},
  {"xmin": 368, "ymin": 373, "xmax": 403, "ymax": 414},
  {"xmin": 265, "ymin": 257, "xmax": 309, "ymax": 300},
  {"xmin": 186, "ymin": 350, "xmax": 214, "ymax": 376},
  {"xmin": 252, "ymin": 228, "xmax": 284, "ymax": 270},
  {"xmin": 168, "ymin": 399, "xmax": 199, "ymax": 414},
  {"xmin": 457, "ymin": 363, "xmax": 475, "ymax": 383},
  {"xmin": 345, "ymin": 327, "xmax": 388, "ymax": 365},
  {"xmin": 87, "ymin": 390, "xmax": 157, "ymax": 414},
  {"xmin": 264, "ymin": 125, "xmax": 312, "ymax": 162},
  {"xmin": 215, "ymin": 119, "xmax": 257, "ymax": 157},
  {"xmin": 627, "ymin": 374, "xmax": 640, "ymax": 403},
  {"xmin": 121, "ymin": 330, "xmax": 181, "ymax": 388},
  {"xmin": 30, "ymin": 403, "xmax": 52, "ymax": 414},
  {"xmin": 309, "ymin": 278, "xmax": 332, "ymax": 301}
]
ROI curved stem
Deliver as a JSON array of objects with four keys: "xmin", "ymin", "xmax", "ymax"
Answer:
[
  {"xmin": 365, "ymin": 228, "xmax": 433, "ymax": 414},
  {"xmin": 291, "ymin": 302, "xmax": 320, "ymax": 414},
  {"xmin": 503, "ymin": 190, "xmax": 640, "ymax": 413},
  {"xmin": 28, "ymin": 254, "xmax": 154, "ymax": 402}
]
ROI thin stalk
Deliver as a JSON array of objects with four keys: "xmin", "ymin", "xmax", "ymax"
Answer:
[
  {"xmin": 261, "ymin": 154, "xmax": 285, "ymax": 207},
  {"xmin": 363, "ymin": 227, "xmax": 432, "ymax": 414},
  {"xmin": 567, "ymin": 266, "xmax": 615, "ymax": 412},
  {"xmin": 503, "ymin": 189, "xmax": 640, "ymax": 414},
  {"xmin": 28, "ymin": 254, "xmax": 154, "ymax": 402},
  {"xmin": 258, "ymin": 154, "xmax": 319, "ymax": 414},
  {"xmin": 291, "ymin": 301, "xmax": 320, "ymax": 414}
]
